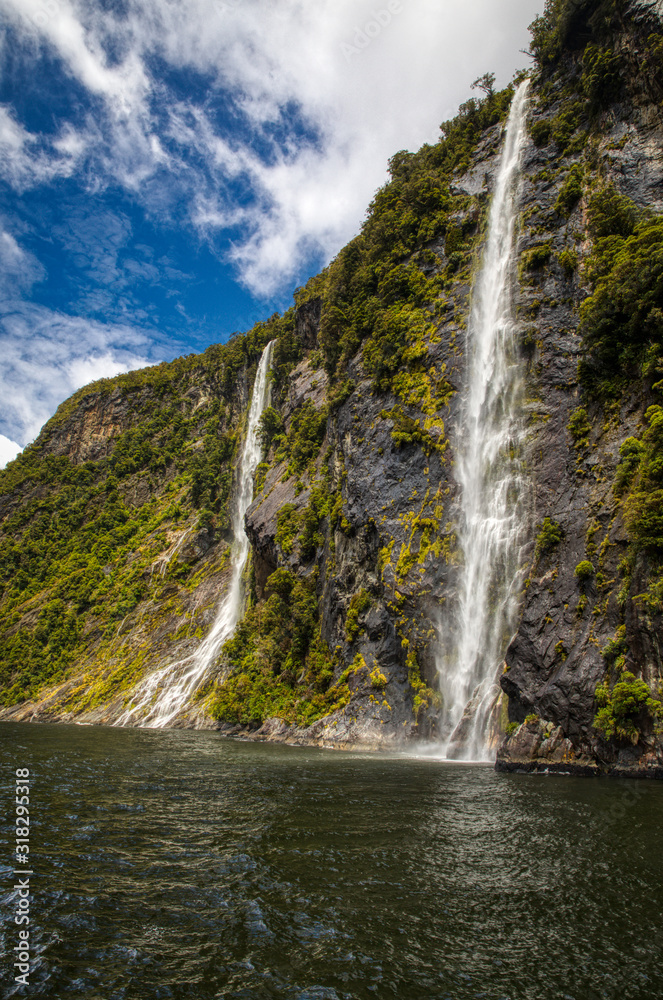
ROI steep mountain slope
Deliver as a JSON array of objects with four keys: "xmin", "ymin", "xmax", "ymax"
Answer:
[
  {"xmin": 1, "ymin": 0, "xmax": 662, "ymax": 775},
  {"xmin": 498, "ymin": 0, "xmax": 663, "ymax": 776}
]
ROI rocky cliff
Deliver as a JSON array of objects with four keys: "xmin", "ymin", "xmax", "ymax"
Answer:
[{"xmin": 1, "ymin": 0, "xmax": 662, "ymax": 776}]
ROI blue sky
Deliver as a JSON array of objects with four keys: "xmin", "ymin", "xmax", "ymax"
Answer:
[{"xmin": 0, "ymin": 0, "xmax": 543, "ymax": 464}]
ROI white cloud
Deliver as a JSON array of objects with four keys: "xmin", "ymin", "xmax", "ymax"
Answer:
[
  {"xmin": 0, "ymin": 434, "xmax": 22, "ymax": 469},
  {"xmin": 0, "ymin": 299, "xmax": 156, "ymax": 445},
  {"xmin": 4, "ymin": 0, "xmax": 150, "ymax": 115},
  {"xmin": 0, "ymin": 0, "xmax": 544, "ymax": 293},
  {"xmin": 0, "ymin": 220, "xmax": 46, "ymax": 293},
  {"xmin": 65, "ymin": 350, "xmax": 145, "ymax": 388},
  {"xmin": 0, "ymin": 0, "xmax": 545, "ymax": 445},
  {"xmin": 0, "ymin": 105, "xmax": 86, "ymax": 191},
  {"xmin": 53, "ymin": 123, "xmax": 87, "ymax": 160}
]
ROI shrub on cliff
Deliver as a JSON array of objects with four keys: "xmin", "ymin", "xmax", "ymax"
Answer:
[
  {"xmin": 345, "ymin": 589, "xmax": 372, "ymax": 641},
  {"xmin": 298, "ymin": 485, "xmax": 331, "ymax": 560},
  {"xmin": 529, "ymin": 0, "xmax": 634, "ymax": 71},
  {"xmin": 275, "ymin": 400, "xmax": 328, "ymax": 476},
  {"xmin": 554, "ymin": 165, "xmax": 583, "ymax": 216},
  {"xmin": 275, "ymin": 504, "xmax": 300, "ymax": 555},
  {"xmin": 586, "ymin": 183, "xmax": 638, "ymax": 241},
  {"xmin": 568, "ymin": 406, "xmax": 591, "ymax": 448},
  {"xmin": 620, "ymin": 407, "xmax": 663, "ymax": 553},
  {"xmin": 581, "ymin": 43, "xmax": 624, "ymax": 109},
  {"xmin": 536, "ymin": 517, "xmax": 563, "ymax": 556},
  {"xmin": 575, "ymin": 560, "xmax": 594, "ymax": 582},
  {"xmin": 522, "ymin": 244, "xmax": 553, "ymax": 271},
  {"xmin": 209, "ymin": 568, "xmax": 350, "ymax": 726},
  {"xmin": 613, "ymin": 436, "xmax": 644, "ymax": 496},
  {"xmin": 558, "ymin": 248, "xmax": 578, "ymax": 277},
  {"xmin": 593, "ymin": 671, "xmax": 661, "ymax": 744},
  {"xmin": 258, "ymin": 407, "xmax": 284, "ymax": 450},
  {"xmin": 579, "ymin": 213, "xmax": 663, "ymax": 395}
]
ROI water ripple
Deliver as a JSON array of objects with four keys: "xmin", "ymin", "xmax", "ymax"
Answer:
[{"xmin": 1, "ymin": 722, "xmax": 662, "ymax": 999}]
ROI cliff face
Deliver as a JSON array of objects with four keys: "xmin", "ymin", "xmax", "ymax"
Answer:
[
  {"xmin": 0, "ymin": 338, "xmax": 270, "ymax": 722},
  {"xmin": 1, "ymin": 0, "xmax": 662, "ymax": 775},
  {"xmin": 497, "ymin": 0, "xmax": 663, "ymax": 776}
]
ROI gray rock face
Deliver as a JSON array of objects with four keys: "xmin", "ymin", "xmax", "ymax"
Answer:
[
  {"xmin": 496, "ymin": 77, "xmax": 663, "ymax": 775},
  {"xmin": 239, "ymin": 57, "xmax": 663, "ymax": 769},
  {"xmin": 495, "ymin": 717, "xmax": 600, "ymax": 775},
  {"xmin": 41, "ymin": 389, "xmax": 137, "ymax": 464},
  {"xmin": 282, "ymin": 359, "xmax": 328, "ymax": 427},
  {"xmin": 3, "ymin": 13, "xmax": 663, "ymax": 775},
  {"xmin": 496, "ymin": 715, "xmax": 663, "ymax": 778}
]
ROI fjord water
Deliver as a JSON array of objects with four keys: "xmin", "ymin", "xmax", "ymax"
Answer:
[
  {"xmin": 2, "ymin": 722, "xmax": 663, "ymax": 1000},
  {"xmin": 117, "ymin": 341, "xmax": 275, "ymax": 728},
  {"xmin": 440, "ymin": 81, "xmax": 531, "ymax": 759}
]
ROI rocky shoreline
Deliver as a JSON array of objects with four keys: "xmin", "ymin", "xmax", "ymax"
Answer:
[
  {"xmin": 494, "ymin": 716, "xmax": 663, "ymax": 779},
  {"xmin": 5, "ymin": 707, "xmax": 662, "ymax": 779}
]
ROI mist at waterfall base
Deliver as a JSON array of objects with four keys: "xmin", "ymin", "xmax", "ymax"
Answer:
[
  {"xmin": 436, "ymin": 81, "xmax": 531, "ymax": 762},
  {"xmin": 116, "ymin": 342, "xmax": 275, "ymax": 728},
  {"xmin": 2, "ymin": 721, "xmax": 662, "ymax": 1000}
]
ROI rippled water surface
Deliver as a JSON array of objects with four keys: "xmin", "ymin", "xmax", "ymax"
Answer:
[{"xmin": 1, "ymin": 722, "xmax": 663, "ymax": 999}]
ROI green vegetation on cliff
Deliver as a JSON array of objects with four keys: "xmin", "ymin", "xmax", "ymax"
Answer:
[
  {"xmin": 594, "ymin": 664, "xmax": 661, "ymax": 744},
  {"xmin": 579, "ymin": 190, "xmax": 663, "ymax": 396},
  {"xmin": 528, "ymin": 0, "xmax": 663, "ymax": 756},
  {"xmin": 530, "ymin": 0, "xmax": 662, "ymax": 93},
  {"xmin": 0, "ymin": 326, "xmax": 284, "ymax": 705},
  {"xmin": 607, "ymin": 401, "xmax": 663, "ymax": 620},
  {"xmin": 296, "ymin": 83, "xmax": 517, "ymax": 390},
  {"xmin": 208, "ymin": 568, "xmax": 350, "ymax": 727},
  {"xmin": 1, "ymin": 0, "xmax": 662, "ymax": 771}
]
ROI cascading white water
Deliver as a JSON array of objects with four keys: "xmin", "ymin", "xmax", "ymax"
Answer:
[
  {"xmin": 116, "ymin": 340, "xmax": 275, "ymax": 728},
  {"xmin": 437, "ymin": 81, "xmax": 531, "ymax": 761}
]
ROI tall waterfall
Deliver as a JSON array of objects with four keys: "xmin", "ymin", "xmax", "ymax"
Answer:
[
  {"xmin": 438, "ymin": 81, "xmax": 531, "ymax": 761},
  {"xmin": 117, "ymin": 340, "xmax": 275, "ymax": 728}
]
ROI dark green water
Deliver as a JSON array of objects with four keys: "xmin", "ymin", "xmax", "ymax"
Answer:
[{"xmin": 1, "ymin": 722, "xmax": 662, "ymax": 999}]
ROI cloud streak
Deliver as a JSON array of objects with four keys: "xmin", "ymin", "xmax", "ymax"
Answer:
[{"xmin": 0, "ymin": 106, "xmax": 84, "ymax": 190}]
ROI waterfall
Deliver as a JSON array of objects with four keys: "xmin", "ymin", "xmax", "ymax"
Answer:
[
  {"xmin": 117, "ymin": 340, "xmax": 275, "ymax": 728},
  {"xmin": 437, "ymin": 81, "xmax": 530, "ymax": 761}
]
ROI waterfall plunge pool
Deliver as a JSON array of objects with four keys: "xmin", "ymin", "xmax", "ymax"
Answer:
[{"xmin": 1, "ymin": 720, "xmax": 662, "ymax": 999}]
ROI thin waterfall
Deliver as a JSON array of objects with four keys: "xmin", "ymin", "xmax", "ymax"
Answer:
[
  {"xmin": 437, "ymin": 81, "xmax": 531, "ymax": 761},
  {"xmin": 116, "ymin": 340, "xmax": 275, "ymax": 728}
]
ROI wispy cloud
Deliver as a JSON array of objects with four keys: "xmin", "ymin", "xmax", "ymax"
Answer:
[
  {"xmin": 0, "ymin": 105, "xmax": 85, "ymax": 190},
  {"xmin": 0, "ymin": 0, "xmax": 542, "ymax": 295},
  {"xmin": 0, "ymin": 0, "xmax": 542, "ymax": 448},
  {"xmin": 0, "ymin": 219, "xmax": 47, "ymax": 300},
  {"xmin": 0, "ymin": 219, "xmax": 160, "ymax": 446}
]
